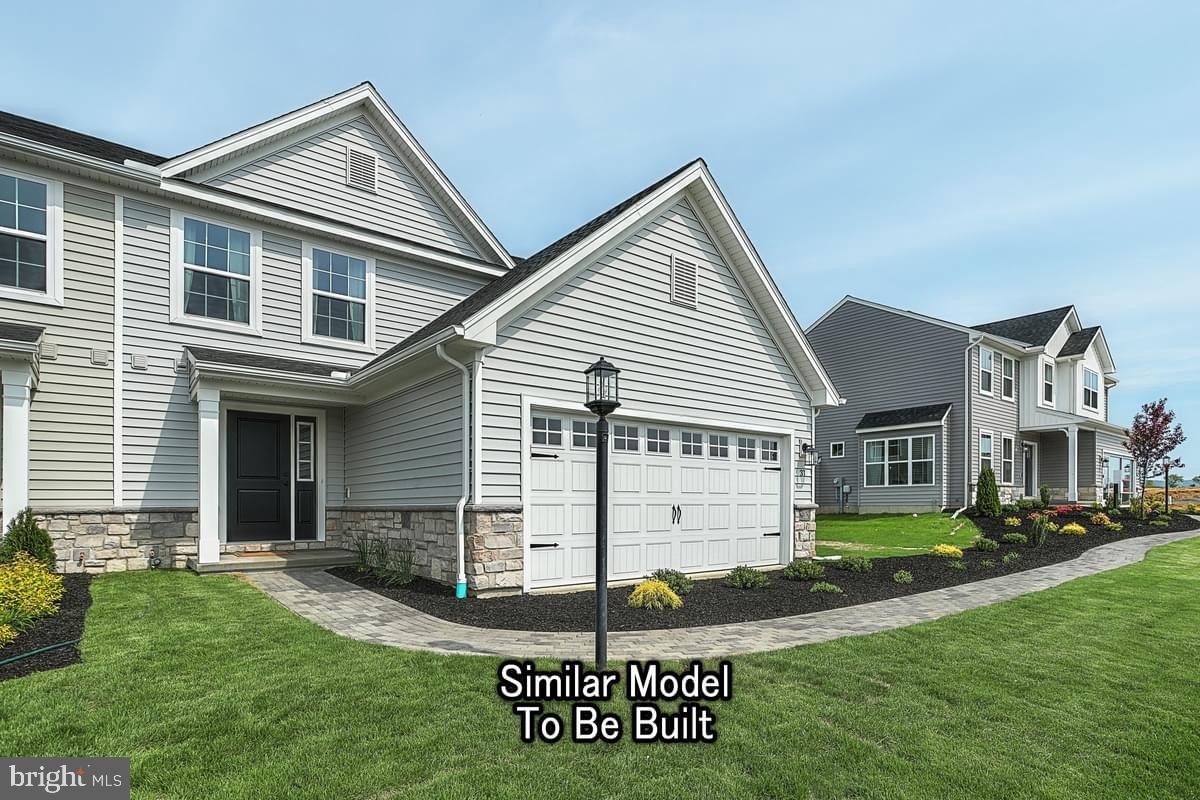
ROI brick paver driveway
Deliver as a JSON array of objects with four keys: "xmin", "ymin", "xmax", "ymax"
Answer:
[{"xmin": 245, "ymin": 525, "xmax": 1200, "ymax": 659}]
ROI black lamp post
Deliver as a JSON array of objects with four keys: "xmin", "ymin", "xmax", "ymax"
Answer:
[{"xmin": 584, "ymin": 357, "xmax": 620, "ymax": 669}]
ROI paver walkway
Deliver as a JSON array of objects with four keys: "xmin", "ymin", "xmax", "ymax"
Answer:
[{"xmin": 245, "ymin": 526, "xmax": 1200, "ymax": 659}]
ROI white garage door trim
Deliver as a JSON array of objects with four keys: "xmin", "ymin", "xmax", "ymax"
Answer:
[{"xmin": 519, "ymin": 395, "xmax": 797, "ymax": 591}]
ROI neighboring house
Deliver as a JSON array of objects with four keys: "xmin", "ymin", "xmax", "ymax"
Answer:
[
  {"xmin": 806, "ymin": 297, "xmax": 1134, "ymax": 514},
  {"xmin": 0, "ymin": 83, "xmax": 840, "ymax": 592}
]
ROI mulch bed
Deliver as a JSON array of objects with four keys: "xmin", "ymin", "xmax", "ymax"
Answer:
[
  {"xmin": 329, "ymin": 510, "xmax": 1199, "ymax": 632},
  {"xmin": 0, "ymin": 574, "xmax": 92, "ymax": 682}
]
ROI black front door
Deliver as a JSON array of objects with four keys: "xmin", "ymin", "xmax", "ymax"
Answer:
[{"xmin": 227, "ymin": 411, "xmax": 291, "ymax": 542}]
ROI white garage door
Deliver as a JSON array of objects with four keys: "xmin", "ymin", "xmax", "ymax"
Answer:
[{"xmin": 526, "ymin": 411, "xmax": 787, "ymax": 589}]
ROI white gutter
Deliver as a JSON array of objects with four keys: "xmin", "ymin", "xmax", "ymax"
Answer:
[
  {"xmin": 0, "ymin": 134, "xmax": 162, "ymax": 185},
  {"xmin": 349, "ymin": 326, "xmax": 462, "ymax": 386},
  {"xmin": 959, "ymin": 335, "xmax": 983, "ymax": 514},
  {"xmin": 436, "ymin": 343, "xmax": 471, "ymax": 599}
]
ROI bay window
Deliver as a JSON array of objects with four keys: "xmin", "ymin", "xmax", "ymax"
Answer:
[{"xmin": 864, "ymin": 434, "xmax": 935, "ymax": 487}]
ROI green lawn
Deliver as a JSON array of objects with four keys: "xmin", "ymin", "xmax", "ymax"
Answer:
[
  {"xmin": 816, "ymin": 512, "xmax": 980, "ymax": 558},
  {"xmin": 2, "ymin": 540, "xmax": 1200, "ymax": 799}
]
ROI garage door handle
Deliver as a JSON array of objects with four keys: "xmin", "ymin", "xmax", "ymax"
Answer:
[
  {"xmin": 531, "ymin": 452, "xmax": 559, "ymax": 459},
  {"xmin": 762, "ymin": 532, "xmax": 781, "ymax": 537},
  {"xmin": 764, "ymin": 466, "xmax": 782, "ymax": 472},
  {"xmin": 672, "ymin": 504, "xmax": 681, "ymax": 524},
  {"xmin": 529, "ymin": 542, "xmax": 559, "ymax": 549}
]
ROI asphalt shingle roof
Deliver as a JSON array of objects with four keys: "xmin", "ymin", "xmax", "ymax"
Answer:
[
  {"xmin": 0, "ymin": 111, "xmax": 167, "ymax": 166},
  {"xmin": 0, "ymin": 321, "xmax": 44, "ymax": 343},
  {"xmin": 364, "ymin": 158, "xmax": 702, "ymax": 366},
  {"xmin": 1057, "ymin": 326, "xmax": 1100, "ymax": 357},
  {"xmin": 857, "ymin": 402, "xmax": 953, "ymax": 431},
  {"xmin": 186, "ymin": 346, "xmax": 353, "ymax": 378},
  {"xmin": 972, "ymin": 306, "xmax": 1074, "ymax": 346}
]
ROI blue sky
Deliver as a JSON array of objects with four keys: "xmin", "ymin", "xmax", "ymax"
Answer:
[{"xmin": 4, "ymin": 1, "xmax": 1198, "ymax": 473}]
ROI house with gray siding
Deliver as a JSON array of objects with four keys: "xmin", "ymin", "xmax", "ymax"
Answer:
[
  {"xmin": 0, "ymin": 83, "xmax": 840, "ymax": 593},
  {"xmin": 806, "ymin": 297, "xmax": 1134, "ymax": 514}
]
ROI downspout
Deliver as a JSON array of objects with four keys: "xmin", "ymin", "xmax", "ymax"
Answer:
[
  {"xmin": 953, "ymin": 335, "xmax": 983, "ymax": 517},
  {"xmin": 436, "ymin": 344, "xmax": 470, "ymax": 599}
]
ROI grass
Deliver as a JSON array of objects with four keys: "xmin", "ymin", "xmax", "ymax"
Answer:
[
  {"xmin": 2, "ymin": 540, "xmax": 1199, "ymax": 799},
  {"xmin": 816, "ymin": 512, "xmax": 980, "ymax": 558}
]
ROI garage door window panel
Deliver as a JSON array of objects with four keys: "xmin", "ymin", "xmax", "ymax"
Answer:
[
  {"xmin": 531, "ymin": 415, "xmax": 563, "ymax": 447},
  {"xmin": 613, "ymin": 424, "xmax": 639, "ymax": 452},
  {"xmin": 709, "ymin": 434, "xmax": 729, "ymax": 458},
  {"xmin": 681, "ymin": 431, "xmax": 704, "ymax": 457},
  {"xmin": 571, "ymin": 420, "xmax": 596, "ymax": 449},
  {"xmin": 760, "ymin": 440, "xmax": 779, "ymax": 462},
  {"xmin": 646, "ymin": 427, "xmax": 670, "ymax": 454}
]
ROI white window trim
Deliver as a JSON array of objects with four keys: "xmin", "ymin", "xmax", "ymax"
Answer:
[
  {"xmin": 646, "ymin": 426, "xmax": 671, "ymax": 456},
  {"xmin": 708, "ymin": 433, "xmax": 730, "ymax": 459},
  {"xmin": 612, "ymin": 423, "xmax": 640, "ymax": 453},
  {"xmin": 863, "ymin": 434, "xmax": 936, "ymax": 487},
  {"xmin": 978, "ymin": 346, "xmax": 995, "ymax": 397},
  {"xmin": 736, "ymin": 435, "xmax": 758, "ymax": 461},
  {"xmin": 1039, "ymin": 357, "xmax": 1056, "ymax": 409},
  {"xmin": 680, "ymin": 430, "xmax": 705, "ymax": 458},
  {"xmin": 760, "ymin": 438, "xmax": 780, "ymax": 462},
  {"xmin": 979, "ymin": 429, "xmax": 995, "ymax": 476},
  {"xmin": 1001, "ymin": 355, "xmax": 1016, "ymax": 402},
  {"xmin": 301, "ymin": 240, "xmax": 376, "ymax": 352},
  {"xmin": 1000, "ymin": 434, "xmax": 1015, "ymax": 485},
  {"xmin": 530, "ymin": 414, "xmax": 564, "ymax": 449},
  {"xmin": 570, "ymin": 419, "xmax": 596, "ymax": 450},
  {"xmin": 0, "ymin": 164, "xmax": 65, "ymax": 307},
  {"xmin": 169, "ymin": 209, "xmax": 263, "ymax": 335},
  {"xmin": 1082, "ymin": 367, "xmax": 1100, "ymax": 411},
  {"xmin": 830, "ymin": 441, "xmax": 845, "ymax": 459}
]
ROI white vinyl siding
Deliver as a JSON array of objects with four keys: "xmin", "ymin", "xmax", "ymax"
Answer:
[
  {"xmin": 479, "ymin": 197, "xmax": 812, "ymax": 505},
  {"xmin": 205, "ymin": 115, "xmax": 485, "ymax": 259}
]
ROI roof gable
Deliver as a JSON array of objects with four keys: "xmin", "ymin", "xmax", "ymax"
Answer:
[
  {"xmin": 361, "ymin": 160, "xmax": 842, "ymax": 407},
  {"xmin": 158, "ymin": 83, "xmax": 512, "ymax": 268}
]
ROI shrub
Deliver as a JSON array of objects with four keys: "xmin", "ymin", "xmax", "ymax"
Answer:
[
  {"xmin": 1029, "ymin": 516, "xmax": 1049, "ymax": 546},
  {"xmin": 1046, "ymin": 522, "xmax": 1060, "ymax": 533},
  {"xmin": 1002, "ymin": 552, "xmax": 1021, "ymax": 565},
  {"xmin": 649, "ymin": 568, "xmax": 694, "ymax": 597},
  {"xmin": 627, "ymin": 579, "xmax": 682, "ymax": 610},
  {"xmin": 1002, "ymin": 517, "xmax": 1022, "ymax": 528},
  {"xmin": 981, "ymin": 559, "xmax": 996, "ymax": 569},
  {"xmin": 1000, "ymin": 503, "xmax": 1019, "ymax": 515},
  {"xmin": 725, "ymin": 565, "xmax": 769, "ymax": 589},
  {"xmin": 892, "ymin": 570, "xmax": 913, "ymax": 584},
  {"xmin": 1104, "ymin": 522, "xmax": 1124, "ymax": 532},
  {"xmin": 351, "ymin": 533, "xmax": 372, "ymax": 573},
  {"xmin": 835, "ymin": 555, "xmax": 873, "ymax": 573},
  {"xmin": 1002, "ymin": 532, "xmax": 1028, "ymax": 544},
  {"xmin": 976, "ymin": 466, "xmax": 1002, "ymax": 518},
  {"xmin": 1016, "ymin": 498, "xmax": 1043, "ymax": 511},
  {"xmin": 931, "ymin": 544, "xmax": 963, "ymax": 559},
  {"xmin": 369, "ymin": 539, "xmax": 414, "ymax": 586},
  {"xmin": 948, "ymin": 560, "xmax": 967, "ymax": 571},
  {"xmin": 0, "ymin": 552, "xmax": 65, "ymax": 619},
  {"xmin": 1150, "ymin": 519, "xmax": 1170, "ymax": 528},
  {"xmin": 809, "ymin": 581, "xmax": 843, "ymax": 594},
  {"xmin": 972, "ymin": 536, "xmax": 1000, "ymax": 552},
  {"xmin": 0, "ymin": 509, "xmax": 56, "ymax": 572},
  {"xmin": 781, "ymin": 559, "xmax": 825, "ymax": 581},
  {"xmin": 1039, "ymin": 484, "xmax": 1052, "ymax": 506},
  {"xmin": 1059, "ymin": 522, "xmax": 1086, "ymax": 536}
]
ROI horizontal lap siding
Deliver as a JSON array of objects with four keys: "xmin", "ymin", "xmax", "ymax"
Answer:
[
  {"xmin": 1039, "ymin": 433, "xmax": 1069, "ymax": 491},
  {"xmin": 857, "ymin": 425, "xmax": 943, "ymax": 510},
  {"xmin": 207, "ymin": 116, "xmax": 482, "ymax": 258},
  {"xmin": 971, "ymin": 345, "xmax": 1023, "ymax": 493},
  {"xmin": 481, "ymin": 197, "xmax": 812, "ymax": 505},
  {"xmin": 344, "ymin": 371, "xmax": 463, "ymax": 505},
  {"xmin": 1, "ymin": 184, "xmax": 115, "ymax": 507},
  {"xmin": 121, "ymin": 199, "xmax": 482, "ymax": 507},
  {"xmin": 807, "ymin": 302, "xmax": 968, "ymax": 510}
]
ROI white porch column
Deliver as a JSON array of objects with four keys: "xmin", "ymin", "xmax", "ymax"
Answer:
[
  {"xmin": 1, "ymin": 365, "xmax": 34, "ymax": 530},
  {"xmin": 197, "ymin": 387, "xmax": 221, "ymax": 564},
  {"xmin": 1066, "ymin": 425, "xmax": 1079, "ymax": 503}
]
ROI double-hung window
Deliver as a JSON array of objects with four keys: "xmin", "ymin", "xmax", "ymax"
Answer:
[
  {"xmin": 304, "ymin": 244, "xmax": 373, "ymax": 347},
  {"xmin": 1041, "ymin": 360, "xmax": 1055, "ymax": 406},
  {"xmin": 171, "ymin": 211, "xmax": 259, "ymax": 331},
  {"xmin": 979, "ymin": 431, "xmax": 994, "ymax": 476},
  {"xmin": 1083, "ymin": 368, "xmax": 1099, "ymax": 411},
  {"xmin": 864, "ymin": 435, "xmax": 934, "ymax": 487},
  {"xmin": 1001, "ymin": 435, "xmax": 1015, "ymax": 484},
  {"xmin": 1001, "ymin": 356, "xmax": 1015, "ymax": 400},
  {"xmin": 979, "ymin": 347, "xmax": 994, "ymax": 395},
  {"xmin": 0, "ymin": 168, "xmax": 62, "ymax": 304}
]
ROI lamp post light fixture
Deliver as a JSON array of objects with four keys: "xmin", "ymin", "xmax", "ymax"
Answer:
[{"xmin": 583, "ymin": 356, "xmax": 620, "ymax": 669}]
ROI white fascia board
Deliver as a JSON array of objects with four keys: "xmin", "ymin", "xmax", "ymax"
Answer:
[
  {"xmin": 0, "ymin": 133, "xmax": 161, "ymax": 186},
  {"xmin": 159, "ymin": 179, "xmax": 505, "ymax": 279},
  {"xmin": 347, "ymin": 325, "xmax": 464, "ymax": 386},
  {"xmin": 460, "ymin": 162, "xmax": 843, "ymax": 408},
  {"xmin": 189, "ymin": 363, "xmax": 360, "ymax": 405},
  {"xmin": 158, "ymin": 83, "xmax": 513, "ymax": 269},
  {"xmin": 0, "ymin": 340, "xmax": 39, "ymax": 358},
  {"xmin": 1092, "ymin": 327, "xmax": 1117, "ymax": 374}
]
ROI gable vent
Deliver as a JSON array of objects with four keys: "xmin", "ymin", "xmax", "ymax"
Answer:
[
  {"xmin": 670, "ymin": 253, "xmax": 698, "ymax": 308},
  {"xmin": 345, "ymin": 146, "xmax": 377, "ymax": 193}
]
